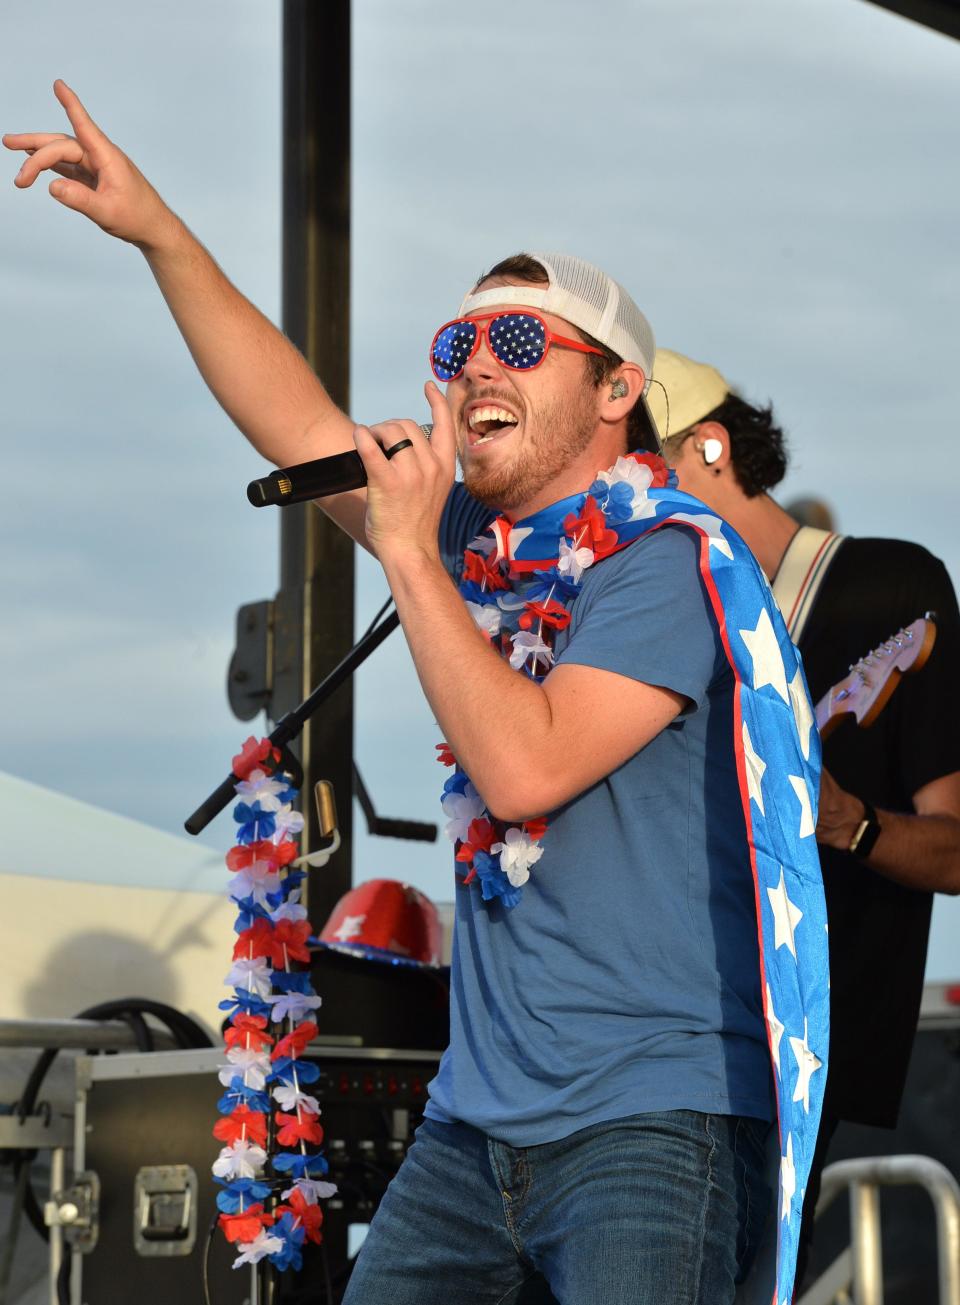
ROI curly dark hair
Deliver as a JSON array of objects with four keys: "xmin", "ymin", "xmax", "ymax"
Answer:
[
  {"xmin": 473, "ymin": 254, "xmax": 659, "ymax": 453},
  {"xmin": 693, "ymin": 393, "xmax": 788, "ymax": 497}
]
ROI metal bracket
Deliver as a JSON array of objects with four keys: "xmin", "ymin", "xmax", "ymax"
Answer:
[
  {"xmin": 0, "ymin": 1111, "xmax": 73, "ymax": 1151},
  {"xmin": 45, "ymin": 1169, "xmax": 100, "ymax": 1253},
  {"xmin": 228, "ymin": 598, "xmax": 274, "ymax": 721},
  {"xmin": 133, "ymin": 1164, "xmax": 198, "ymax": 1256}
]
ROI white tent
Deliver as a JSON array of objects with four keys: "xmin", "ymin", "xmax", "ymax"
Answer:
[{"xmin": 0, "ymin": 770, "xmax": 236, "ymax": 1035}]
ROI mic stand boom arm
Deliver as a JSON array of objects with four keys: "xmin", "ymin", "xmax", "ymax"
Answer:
[{"xmin": 184, "ymin": 610, "xmax": 400, "ymax": 836}]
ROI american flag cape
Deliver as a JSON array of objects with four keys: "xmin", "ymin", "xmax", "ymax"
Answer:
[{"xmin": 502, "ymin": 480, "xmax": 829, "ymax": 1305}]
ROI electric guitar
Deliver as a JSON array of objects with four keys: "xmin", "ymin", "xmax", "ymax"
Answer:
[{"xmin": 814, "ymin": 615, "xmax": 936, "ymax": 739}]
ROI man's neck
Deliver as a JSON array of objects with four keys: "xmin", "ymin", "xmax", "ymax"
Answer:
[
  {"xmin": 716, "ymin": 493, "xmax": 801, "ymax": 580},
  {"xmin": 497, "ymin": 431, "xmax": 631, "ymax": 523}
]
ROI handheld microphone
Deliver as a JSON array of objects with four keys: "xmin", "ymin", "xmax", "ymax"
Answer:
[{"xmin": 246, "ymin": 424, "xmax": 433, "ymax": 508}]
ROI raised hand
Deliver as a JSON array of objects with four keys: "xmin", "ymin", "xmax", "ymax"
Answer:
[{"xmin": 4, "ymin": 80, "xmax": 176, "ymax": 249}]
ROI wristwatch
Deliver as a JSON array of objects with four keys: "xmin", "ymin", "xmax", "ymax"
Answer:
[{"xmin": 848, "ymin": 799, "xmax": 882, "ymax": 859}]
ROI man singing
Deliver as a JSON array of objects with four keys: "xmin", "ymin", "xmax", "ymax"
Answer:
[{"xmin": 6, "ymin": 83, "xmax": 827, "ymax": 1304}]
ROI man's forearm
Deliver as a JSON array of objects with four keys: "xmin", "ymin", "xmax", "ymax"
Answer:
[
  {"xmin": 819, "ymin": 784, "xmax": 960, "ymax": 894},
  {"xmin": 379, "ymin": 538, "xmax": 685, "ymax": 823},
  {"xmin": 860, "ymin": 809, "xmax": 960, "ymax": 894},
  {"xmin": 381, "ymin": 545, "xmax": 556, "ymax": 821},
  {"xmin": 142, "ymin": 219, "xmax": 351, "ymax": 467}
]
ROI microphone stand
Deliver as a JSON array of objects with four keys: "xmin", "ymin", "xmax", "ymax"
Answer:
[{"xmin": 184, "ymin": 608, "xmax": 400, "ymax": 835}]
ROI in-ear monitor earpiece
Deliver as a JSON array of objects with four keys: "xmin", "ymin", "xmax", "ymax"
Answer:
[{"xmin": 697, "ymin": 437, "xmax": 722, "ymax": 465}]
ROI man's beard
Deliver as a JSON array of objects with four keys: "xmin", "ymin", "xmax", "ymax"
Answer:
[{"xmin": 461, "ymin": 388, "xmax": 598, "ymax": 512}]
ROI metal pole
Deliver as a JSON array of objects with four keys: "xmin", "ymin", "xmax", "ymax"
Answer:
[
  {"xmin": 279, "ymin": 0, "xmax": 354, "ymax": 931},
  {"xmin": 0, "ymin": 1017, "xmax": 175, "ymax": 1051},
  {"xmin": 935, "ymin": 1178, "xmax": 960, "ymax": 1305},
  {"xmin": 48, "ymin": 1148, "xmax": 65, "ymax": 1305},
  {"xmin": 850, "ymin": 1181, "xmax": 884, "ymax": 1305},
  {"xmin": 816, "ymin": 1155, "xmax": 960, "ymax": 1305}
]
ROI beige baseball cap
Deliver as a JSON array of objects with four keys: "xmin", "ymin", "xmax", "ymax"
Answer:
[{"xmin": 648, "ymin": 349, "xmax": 731, "ymax": 441}]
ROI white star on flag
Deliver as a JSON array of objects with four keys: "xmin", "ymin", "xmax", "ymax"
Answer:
[
  {"xmin": 507, "ymin": 525, "xmax": 533, "ymax": 558},
  {"xmin": 788, "ymin": 774, "xmax": 816, "ymax": 838},
  {"xmin": 334, "ymin": 913, "xmax": 366, "ymax": 942},
  {"xmin": 739, "ymin": 608, "xmax": 789, "ymax": 703},
  {"xmin": 669, "ymin": 511, "xmax": 735, "ymax": 559},
  {"xmin": 789, "ymin": 1018, "xmax": 823, "ymax": 1113},
  {"xmin": 767, "ymin": 868, "xmax": 803, "ymax": 958},
  {"xmin": 766, "ymin": 983, "xmax": 785, "ymax": 1077},
  {"xmin": 742, "ymin": 721, "xmax": 766, "ymax": 814},
  {"xmin": 788, "ymin": 667, "xmax": 815, "ymax": 761},
  {"xmin": 781, "ymin": 1133, "xmax": 797, "ymax": 1221}
]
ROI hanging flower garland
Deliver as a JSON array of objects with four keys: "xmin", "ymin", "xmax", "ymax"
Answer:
[
  {"xmin": 212, "ymin": 735, "xmax": 336, "ymax": 1271},
  {"xmin": 437, "ymin": 452, "xmax": 675, "ymax": 909}
]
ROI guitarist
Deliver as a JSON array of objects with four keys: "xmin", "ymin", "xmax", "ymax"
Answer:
[{"xmin": 655, "ymin": 349, "xmax": 960, "ymax": 1287}]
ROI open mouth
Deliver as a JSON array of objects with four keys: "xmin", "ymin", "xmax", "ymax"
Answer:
[{"xmin": 466, "ymin": 405, "xmax": 520, "ymax": 447}]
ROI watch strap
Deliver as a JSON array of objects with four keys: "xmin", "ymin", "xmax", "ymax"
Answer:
[{"xmin": 849, "ymin": 799, "xmax": 881, "ymax": 859}]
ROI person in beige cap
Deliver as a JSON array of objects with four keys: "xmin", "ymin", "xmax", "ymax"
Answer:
[
  {"xmin": 655, "ymin": 348, "xmax": 960, "ymax": 1288},
  {"xmin": 8, "ymin": 84, "xmax": 830, "ymax": 1305}
]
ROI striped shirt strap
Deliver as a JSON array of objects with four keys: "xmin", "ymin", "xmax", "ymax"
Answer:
[{"xmin": 772, "ymin": 527, "xmax": 846, "ymax": 642}]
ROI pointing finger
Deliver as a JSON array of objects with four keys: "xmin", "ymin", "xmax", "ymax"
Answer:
[{"xmin": 53, "ymin": 80, "xmax": 111, "ymax": 164}]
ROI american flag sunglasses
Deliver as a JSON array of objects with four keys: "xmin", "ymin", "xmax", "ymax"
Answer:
[{"xmin": 429, "ymin": 311, "xmax": 605, "ymax": 382}]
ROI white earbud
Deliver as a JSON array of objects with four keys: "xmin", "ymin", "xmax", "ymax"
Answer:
[
  {"xmin": 697, "ymin": 437, "xmax": 723, "ymax": 466},
  {"xmin": 609, "ymin": 379, "xmax": 628, "ymax": 400}
]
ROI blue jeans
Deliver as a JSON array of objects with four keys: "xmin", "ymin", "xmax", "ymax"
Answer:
[{"xmin": 343, "ymin": 1110, "xmax": 772, "ymax": 1305}]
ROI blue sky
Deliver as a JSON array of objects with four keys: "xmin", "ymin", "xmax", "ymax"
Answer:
[{"xmin": 2, "ymin": 1, "xmax": 958, "ymax": 968}]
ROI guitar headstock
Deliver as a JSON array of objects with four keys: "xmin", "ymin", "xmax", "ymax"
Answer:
[{"xmin": 815, "ymin": 615, "xmax": 937, "ymax": 739}]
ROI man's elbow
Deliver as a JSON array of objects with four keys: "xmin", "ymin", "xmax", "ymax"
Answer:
[{"xmin": 479, "ymin": 774, "xmax": 566, "ymax": 826}]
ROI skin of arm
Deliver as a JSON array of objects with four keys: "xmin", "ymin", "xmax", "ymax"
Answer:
[
  {"xmin": 356, "ymin": 387, "xmax": 687, "ymax": 823},
  {"xmin": 4, "ymin": 80, "xmax": 369, "ymax": 546},
  {"xmin": 816, "ymin": 765, "xmax": 960, "ymax": 895}
]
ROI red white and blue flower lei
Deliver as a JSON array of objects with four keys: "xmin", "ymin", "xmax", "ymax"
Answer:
[
  {"xmin": 212, "ymin": 736, "xmax": 336, "ymax": 1270},
  {"xmin": 437, "ymin": 451, "xmax": 675, "ymax": 908}
]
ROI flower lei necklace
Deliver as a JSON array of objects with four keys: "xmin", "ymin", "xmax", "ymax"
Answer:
[
  {"xmin": 211, "ymin": 736, "xmax": 336, "ymax": 1271},
  {"xmin": 436, "ymin": 450, "xmax": 676, "ymax": 908}
]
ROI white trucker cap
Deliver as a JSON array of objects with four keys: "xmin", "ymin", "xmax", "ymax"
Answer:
[{"xmin": 458, "ymin": 252, "xmax": 656, "ymax": 389}]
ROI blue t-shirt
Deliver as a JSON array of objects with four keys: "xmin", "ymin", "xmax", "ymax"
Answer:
[{"xmin": 425, "ymin": 484, "xmax": 773, "ymax": 1145}]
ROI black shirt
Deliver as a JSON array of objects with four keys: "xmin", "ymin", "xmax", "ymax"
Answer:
[{"xmin": 797, "ymin": 537, "xmax": 960, "ymax": 1127}]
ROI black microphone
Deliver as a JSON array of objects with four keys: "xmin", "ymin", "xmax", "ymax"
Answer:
[{"xmin": 246, "ymin": 424, "xmax": 433, "ymax": 508}]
